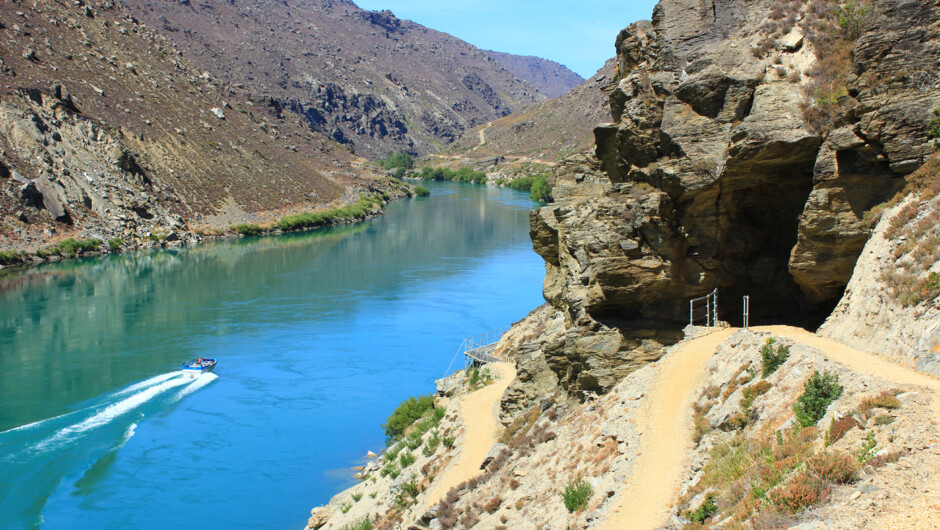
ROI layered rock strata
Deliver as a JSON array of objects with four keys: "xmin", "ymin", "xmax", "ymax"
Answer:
[{"xmin": 528, "ymin": 0, "xmax": 940, "ymax": 395}]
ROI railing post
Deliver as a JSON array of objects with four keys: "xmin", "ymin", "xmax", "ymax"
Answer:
[
  {"xmin": 712, "ymin": 289, "xmax": 718, "ymax": 327},
  {"xmin": 689, "ymin": 299, "xmax": 694, "ymax": 339},
  {"xmin": 743, "ymin": 295, "xmax": 749, "ymax": 330}
]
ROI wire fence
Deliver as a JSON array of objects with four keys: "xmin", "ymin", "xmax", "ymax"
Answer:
[
  {"xmin": 442, "ymin": 326, "xmax": 510, "ymax": 378},
  {"xmin": 689, "ymin": 288, "xmax": 718, "ymax": 339}
]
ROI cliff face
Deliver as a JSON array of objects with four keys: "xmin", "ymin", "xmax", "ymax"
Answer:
[
  {"xmin": 120, "ymin": 0, "xmax": 546, "ymax": 158},
  {"xmin": 529, "ymin": 0, "xmax": 940, "ymax": 395}
]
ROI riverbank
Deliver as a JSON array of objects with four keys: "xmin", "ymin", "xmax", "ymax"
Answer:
[{"xmin": 0, "ymin": 179, "xmax": 416, "ymax": 272}]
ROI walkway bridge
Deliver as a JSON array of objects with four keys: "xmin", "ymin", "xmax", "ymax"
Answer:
[{"xmin": 443, "ymin": 327, "xmax": 510, "ymax": 377}]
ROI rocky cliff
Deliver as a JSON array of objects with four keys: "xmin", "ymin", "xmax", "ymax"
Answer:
[
  {"xmin": 0, "ymin": 0, "xmax": 397, "ymax": 258},
  {"xmin": 119, "ymin": 0, "xmax": 547, "ymax": 159},
  {"xmin": 528, "ymin": 0, "xmax": 940, "ymax": 396}
]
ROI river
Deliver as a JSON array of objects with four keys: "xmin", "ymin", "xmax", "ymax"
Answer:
[{"xmin": 0, "ymin": 181, "xmax": 546, "ymax": 529}]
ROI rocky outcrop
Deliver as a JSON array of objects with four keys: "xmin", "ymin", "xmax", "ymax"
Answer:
[
  {"xmin": 820, "ymin": 189, "xmax": 940, "ymax": 376},
  {"xmin": 526, "ymin": 0, "xmax": 940, "ymax": 396}
]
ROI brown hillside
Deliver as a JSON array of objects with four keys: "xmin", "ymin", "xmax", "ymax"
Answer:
[
  {"xmin": 0, "ymin": 0, "xmax": 391, "ymax": 255},
  {"xmin": 120, "ymin": 0, "xmax": 547, "ymax": 158}
]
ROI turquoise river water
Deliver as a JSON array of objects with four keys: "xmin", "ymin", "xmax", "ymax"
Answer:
[{"xmin": 0, "ymin": 181, "xmax": 546, "ymax": 529}]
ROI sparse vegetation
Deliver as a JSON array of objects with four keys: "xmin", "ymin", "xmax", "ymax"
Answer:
[
  {"xmin": 340, "ymin": 518, "xmax": 373, "ymax": 530},
  {"xmin": 465, "ymin": 365, "xmax": 493, "ymax": 390},
  {"xmin": 277, "ymin": 194, "xmax": 379, "ymax": 232},
  {"xmin": 793, "ymin": 371, "xmax": 843, "ymax": 428},
  {"xmin": 562, "ymin": 479, "xmax": 592, "ymax": 512},
  {"xmin": 826, "ymin": 416, "xmax": 858, "ymax": 445},
  {"xmin": 858, "ymin": 390, "xmax": 901, "ymax": 413},
  {"xmin": 761, "ymin": 338, "xmax": 790, "ymax": 377},
  {"xmin": 0, "ymin": 249, "xmax": 27, "ymax": 265},
  {"xmin": 929, "ymin": 109, "xmax": 940, "ymax": 148},
  {"xmin": 233, "ymin": 223, "xmax": 265, "ymax": 236},
  {"xmin": 857, "ymin": 431, "xmax": 878, "ymax": 463},
  {"xmin": 687, "ymin": 493, "xmax": 717, "ymax": 523},
  {"xmin": 108, "ymin": 238, "xmax": 124, "ymax": 250},
  {"xmin": 413, "ymin": 185, "xmax": 430, "ymax": 197},
  {"xmin": 836, "ymin": 0, "xmax": 871, "ymax": 40}
]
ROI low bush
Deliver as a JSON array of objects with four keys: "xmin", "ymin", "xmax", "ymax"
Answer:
[
  {"xmin": 340, "ymin": 518, "xmax": 372, "ymax": 530},
  {"xmin": 741, "ymin": 380, "xmax": 772, "ymax": 411},
  {"xmin": 61, "ymin": 237, "xmax": 102, "ymax": 256},
  {"xmin": 399, "ymin": 450, "xmax": 416, "ymax": 468},
  {"xmin": 382, "ymin": 395, "xmax": 434, "ymax": 441},
  {"xmin": 277, "ymin": 195, "xmax": 378, "ymax": 232},
  {"xmin": 761, "ymin": 338, "xmax": 790, "ymax": 377},
  {"xmin": 378, "ymin": 151, "xmax": 414, "ymax": 170},
  {"xmin": 483, "ymin": 495, "xmax": 502, "ymax": 514},
  {"xmin": 562, "ymin": 479, "xmax": 592, "ymax": 512},
  {"xmin": 442, "ymin": 436, "xmax": 455, "ymax": 449},
  {"xmin": 858, "ymin": 390, "xmax": 901, "ymax": 413},
  {"xmin": 769, "ymin": 471, "xmax": 831, "ymax": 512},
  {"xmin": 808, "ymin": 451, "xmax": 860, "ymax": 484},
  {"xmin": 108, "ymin": 238, "xmax": 124, "ymax": 250},
  {"xmin": 857, "ymin": 431, "xmax": 878, "ymax": 463},
  {"xmin": 826, "ymin": 416, "xmax": 857, "ymax": 445},
  {"xmin": 870, "ymin": 449, "xmax": 908, "ymax": 468},
  {"xmin": 0, "ymin": 249, "xmax": 26, "ymax": 265},
  {"xmin": 413, "ymin": 185, "xmax": 430, "ymax": 197},
  {"xmin": 233, "ymin": 223, "xmax": 265, "ymax": 236},
  {"xmin": 687, "ymin": 493, "xmax": 717, "ymax": 523},
  {"xmin": 794, "ymin": 371, "xmax": 843, "ymax": 428}
]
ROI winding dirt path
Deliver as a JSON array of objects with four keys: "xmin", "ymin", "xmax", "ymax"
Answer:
[
  {"xmin": 600, "ymin": 328, "xmax": 735, "ymax": 530},
  {"xmin": 600, "ymin": 325, "xmax": 940, "ymax": 529},
  {"xmin": 419, "ymin": 362, "xmax": 515, "ymax": 511}
]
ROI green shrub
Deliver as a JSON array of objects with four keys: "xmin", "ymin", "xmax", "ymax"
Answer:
[
  {"xmin": 529, "ymin": 175, "xmax": 553, "ymax": 202},
  {"xmin": 0, "ymin": 250, "xmax": 26, "ymax": 265},
  {"xmin": 378, "ymin": 151, "xmax": 414, "ymax": 170},
  {"xmin": 417, "ymin": 166, "xmax": 486, "ymax": 184},
  {"xmin": 108, "ymin": 238, "xmax": 124, "ymax": 250},
  {"xmin": 687, "ymin": 493, "xmax": 718, "ymax": 523},
  {"xmin": 794, "ymin": 371, "xmax": 843, "ymax": 428},
  {"xmin": 278, "ymin": 195, "xmax": 378, "ymax": 232},
  {"xmin": 56, "ymin": 238, "xmax": 101, "ymax": 256},
  {"xmin": 382, "ymin": 395, "xmax": 434, "ymax": 441},
  {"xmin": 413, "ymin": 185, "xmax": 430, "ymax": 197},
  {"xmin": 562, "ymin": 479, "xmax": 592, "ymax": 512},
  {"xmin": 508, "ymin": 176, "xmax": 536, "ymax": 191},
  {"xmin": 442, "ymin": 436, "xmax": 455, "ymax": 448},
  {"xmin": 233, "ymin": 223, "xmax": 264, "ymax": 236},
  {"xmin": 340, "ymin": 518, "xmax": 373, "ymax": 530},
  {"xmin": 761, "ymin": 338, "xmax": 790, "ymax": 377},
  {"xmin": 929, "ymin": 109, "xmax": 940, "ymax": 148},
  {"xmin": 837, "ymin": 0, "xmax": 871, "ymax": 40},
  {"xmin": 399, "ymin": 451, "xmax": 416, "ymax": 468},
  {"xmin": 857, "ymin": 431, "xmax": 878, "ymax": 463}
]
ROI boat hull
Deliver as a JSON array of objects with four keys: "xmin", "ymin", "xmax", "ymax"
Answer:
[{"xmin": 182, "ymin": 358, "xmax": 217, "ymax": 378}]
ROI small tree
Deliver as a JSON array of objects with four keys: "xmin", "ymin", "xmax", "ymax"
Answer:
[
  {"xmin": 837, "ymin": 0, "xmax": 871, "ymax": 40},
  {"xmin": 929, "ymin": 108, "xmax": 940, "ymax": 148}
]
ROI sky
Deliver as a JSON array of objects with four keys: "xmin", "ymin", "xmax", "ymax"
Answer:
[{"xmin": 352, "ymin": 0, "xmax": 659, "ymax": 79}]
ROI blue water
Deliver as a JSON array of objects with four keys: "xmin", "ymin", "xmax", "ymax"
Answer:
[{"xmin": 0, "ymin": 181, "xmax": 545, "ymax": 529}]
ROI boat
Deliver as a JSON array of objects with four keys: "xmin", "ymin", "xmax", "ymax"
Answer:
[{"xmin": 182, "ymin": 357, "xmax": 217, "ymax": 378}]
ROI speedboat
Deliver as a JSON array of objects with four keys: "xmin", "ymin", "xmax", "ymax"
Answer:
[{"xmin": 182, "ymin": 357, "xmax": 217, "ymax": 378}]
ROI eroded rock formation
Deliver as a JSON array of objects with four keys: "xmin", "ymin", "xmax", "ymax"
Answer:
[{"xmin": 528, "ymin": 0, "xmax": 940, "ymax": 396}]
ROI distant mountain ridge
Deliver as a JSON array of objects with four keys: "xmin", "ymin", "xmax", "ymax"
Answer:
[
  {"xmin": 121, "ymin": 0, "xmax": 550, "ymax": 158},
  {"xmin": 485, "ymin": 50, "xmax": 584, "ymax": 98}
]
